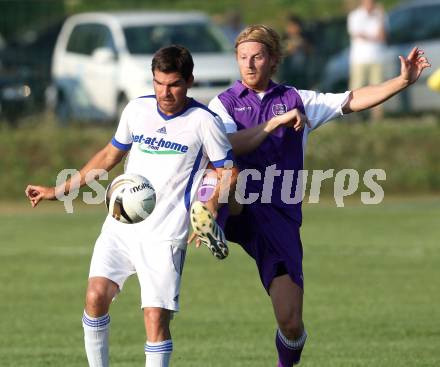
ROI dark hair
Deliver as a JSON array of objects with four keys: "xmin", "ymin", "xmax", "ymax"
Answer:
[{"xmin": 151, "ymin": 45, "xmax": 194, "ymax": 81}]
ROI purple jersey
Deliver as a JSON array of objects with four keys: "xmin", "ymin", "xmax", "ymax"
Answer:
[
  {"xmin": 217, "ymin": 80, "xmax": 305, "ymax": 224},
  {"xmin": 211, "ymin": 80, "xmax": 348, "ymax": 291}
]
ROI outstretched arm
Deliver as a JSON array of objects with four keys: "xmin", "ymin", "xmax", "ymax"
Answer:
[
  {"xmin": 342, "ymin": 47, "xmax": 431, "ymax": 114},
  {"xmin": 25, "ymin": 143, "xmax": 127, "ymax": 207}
]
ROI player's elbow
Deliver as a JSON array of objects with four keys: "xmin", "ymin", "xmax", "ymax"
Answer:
[{"xmin": 342, "ymin": 91, "xmax": 355, "ymax": 114}]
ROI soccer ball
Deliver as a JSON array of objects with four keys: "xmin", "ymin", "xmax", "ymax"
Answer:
[{"xmin": 105, "ymin": 173, "xmax": 156, "ymax": 224}]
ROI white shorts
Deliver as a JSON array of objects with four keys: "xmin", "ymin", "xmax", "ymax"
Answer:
[{"xmin": 89, "ymin": 227, "xmax": 186, "ymax": 311}]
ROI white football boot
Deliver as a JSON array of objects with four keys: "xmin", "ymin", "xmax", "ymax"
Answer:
[{"xmin": 190, "ymin": 201, "xmax": 229, "ymax": 259}]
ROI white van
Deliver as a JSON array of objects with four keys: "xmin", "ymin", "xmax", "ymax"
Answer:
[{"xmin": 50, "ymin": 11, "xmax": 239, "ymax": 123}]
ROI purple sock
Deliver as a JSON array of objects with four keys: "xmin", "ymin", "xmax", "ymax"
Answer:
[{"xmin": 276, "ymin": 329, "xmax": 307, "ymax": 366}]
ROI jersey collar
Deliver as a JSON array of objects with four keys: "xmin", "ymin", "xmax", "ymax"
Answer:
[
  {"xmin": 231, "ymin": 80, "xmax": 282, "ymax": 98},
  {"xmin": 156, "ymin": 98, "xmax": 196, "ymax": 121}
]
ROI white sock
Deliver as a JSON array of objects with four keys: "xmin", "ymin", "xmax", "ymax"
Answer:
[
  {"xmin": 82, "ymin": 311, "xmax": 110, "ymax": 367},
  {"xmin": 145, "ymin": 339, "xmax": 173, "ymax": 367}
]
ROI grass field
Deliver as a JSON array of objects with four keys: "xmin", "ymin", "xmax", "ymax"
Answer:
[{"xmin": 0, "ymin": 197, "xmax": 439, "ymax": 366}]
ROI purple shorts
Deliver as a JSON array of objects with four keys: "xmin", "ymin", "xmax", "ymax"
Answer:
[{"xmin": 218, "ymin": 204, "xmax": 304, "ymax": 293}]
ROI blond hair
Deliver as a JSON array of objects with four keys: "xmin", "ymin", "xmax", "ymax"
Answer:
[{"xmin": 235, "ymin": 24, "xmax": 282, "ymax": 75}]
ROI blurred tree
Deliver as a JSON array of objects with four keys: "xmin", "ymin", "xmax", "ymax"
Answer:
[
  {"xmin": 0, "ymin": 0, "xmax": 65, "ymax": 41},
  {"xmin": 0, "ymin": 0, "xmax": 405, "ymax": 43}
]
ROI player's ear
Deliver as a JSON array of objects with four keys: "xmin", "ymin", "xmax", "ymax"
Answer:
[{"xmin": 270, "ymin": 56, "xmax": 277, "ymax": 72}]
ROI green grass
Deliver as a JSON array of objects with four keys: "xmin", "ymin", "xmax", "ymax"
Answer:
[{"xmin": 0, "ymin": 197, "xmax": 439, "ymax": 366}]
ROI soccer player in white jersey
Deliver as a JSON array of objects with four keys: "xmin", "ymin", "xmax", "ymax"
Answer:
[
  {"xmin": 25, "ymin": 45, "xmax": 238, "ymax": 367},
  {"xmin": 205, "ymin": 25, "xmax": 430, "ymax": 366}
]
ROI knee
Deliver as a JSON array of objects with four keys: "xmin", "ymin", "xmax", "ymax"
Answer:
[
  {"xmin": 85, "ymin": 286, "xmax": 110, "ymax": 312},
  {"xmin": 278, "ymin": 317, "xmax": 304, "ymax": 340}
]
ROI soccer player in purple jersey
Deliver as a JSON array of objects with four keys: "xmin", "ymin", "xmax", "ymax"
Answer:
[{"xmin": 203, "ymin": 24, "xmax": 430, "ymax": 366}]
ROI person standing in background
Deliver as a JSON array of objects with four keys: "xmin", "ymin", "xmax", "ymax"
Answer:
[
  {"xmin": 279, "ymin": 14, "xmax": 312, "ymax": 89},
  {"xmin": 348, "ymin": 0, "xmax": 387, "ymax": 120}
]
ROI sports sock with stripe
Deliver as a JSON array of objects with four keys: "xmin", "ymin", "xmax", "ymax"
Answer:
[
  {"xmin": 145, "ymin": 339, "xmax": 173, "ymax": 367},
  {"xmin": 276, "ymin": 328, "xmax": 307, "ymax": 366},
  {"xmin": 82, "ymin": 311, "xmax": 110, "ymax": 367}
]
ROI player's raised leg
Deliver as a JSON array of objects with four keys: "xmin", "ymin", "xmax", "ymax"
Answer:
[
  {"xmin": 190, "ymin": 162, "xmax": 239, "ymax": 259},
  {"xmin": 270, "ymin": 275, "xmax": 307, "ymax": 366},
  {"xmin": 190, "ymin": 200, "xmax": 229, "ymax": 259},
  {"xmin": 83, "ymin": 276, "xmax": 119, "ymax": 367},
  {"xmin": 143, "ymin": 308, "xmax": 173, "ymax": 367}
]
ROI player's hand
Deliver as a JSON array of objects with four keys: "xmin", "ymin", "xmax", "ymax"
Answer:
[
  {"xmin": 187, "ymin": 232, "xmax": 201, "ymax": 248},
  {"xmin": 399, "ymin": 47, "xmax": 431, "ymax": 85},
  {"xmin": 267, "ymin": 108, "xmax": 311, "ymax": 133},
  {"xmin": 25, "ymin": 185, "xmax": 56, "ymax": 208}
]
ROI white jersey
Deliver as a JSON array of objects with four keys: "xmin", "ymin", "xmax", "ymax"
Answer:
[{"xmin": 105, "ymin": 96, "xmax": 232, "ymax": 248}]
